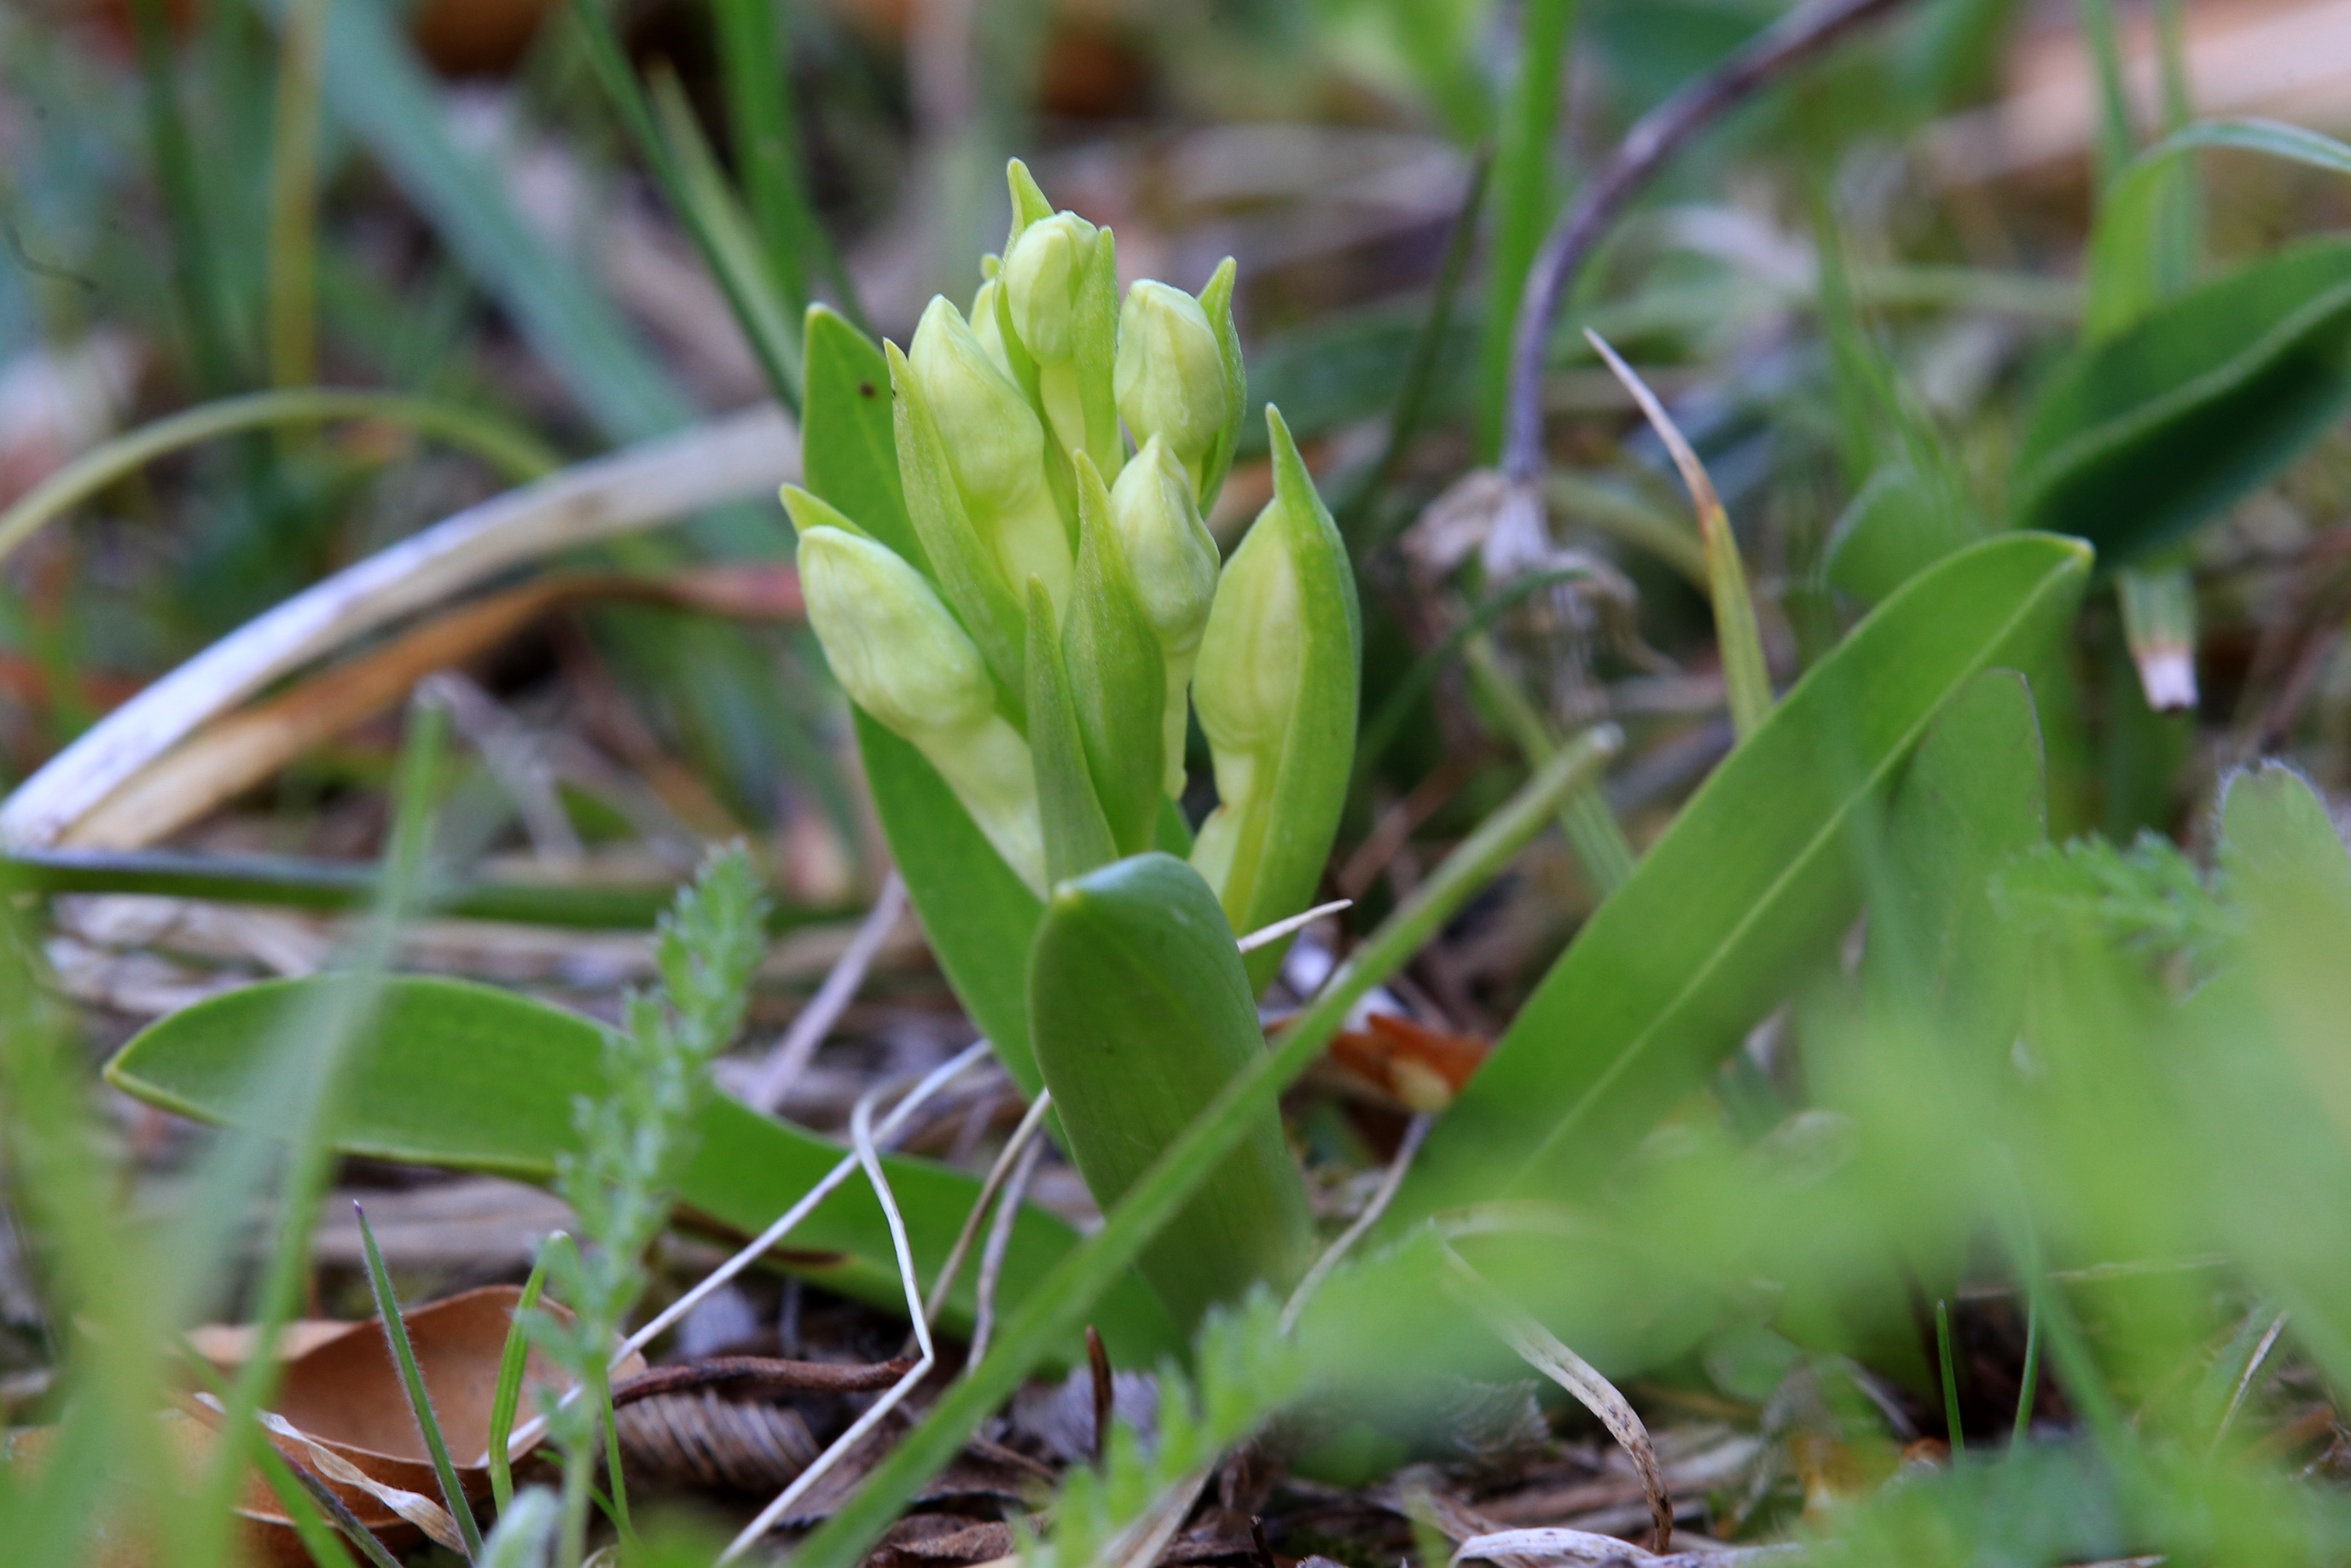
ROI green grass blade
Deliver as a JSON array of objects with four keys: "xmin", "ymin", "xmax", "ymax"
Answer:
[
  {"xmin": 354, "ymin": 1204, "xmax": 485, "ymax": 1560},
  {"xmin": 711, "ymin": 0, "xmax": 832, "ymax": 320},
  {"xmin": 486, "ymin": 1242, "xmax": 558, "ymax": 1513},
  {"xmin": 248, "ymin": 0, "xmax": 696, "ymax": 441},
  {"xmin": 647, "ymin": 68, "xmax": 804, "ymax": 408},
  {"xmin": 131, "ymin": 0, "xmax": 241, "ymax": 393},
  {"xmin": 0, "ymin": 387, "xmax": 560, "ymax": 568},
  {"xmin": 1936, "ymin": 1298, "xmax": 1965, "ymax": 1456},
  {"xmin": 1475, "ymin": 0, "xmax": 1575, "ymax": 461},
  {"xmin": 786, "ymin": 726, "xmax": 1619, "ymax": 1568},
  {"xmin": 2075, "ymin": 0, "xmax": 2137, "ymax": 188},
  {"xmin": 180, "ymin": 700, "xmax": 452, "ymax": 1568},
  {"xmin": 1402, "ymin": 533, "xmax": 2092, "ymax": 1211},
  {"xmin": 265, "ymin": 0, "xmax": 329, "ymax": 391}
]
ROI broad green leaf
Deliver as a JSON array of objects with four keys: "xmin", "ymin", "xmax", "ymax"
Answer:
[
  {"xmin": 803, "ymin": 314, "xmax": 1045, "ymax": 1094},
  {"xmin": 854, "ymin": 712, "xmax": 1045, "ymax": 1093},
  {"xmin": 105, "ymin": 977, "xmax": 1176, "ymax": 1362},
  {"xmin": 1824, "ymin": 464, "xmax": 1980, "ymax": 605},
  {"xmin": 1027, "ymin": 853, "xmax": 1313, "ymax": 1333},
  {"xmin": 1866, "ymin": 667, "xmax": 2047, "ymax": 1009},
  {"xmin": 1400, "ymin": 532, "xmax": 2091, "ymax": 1213},
  {"xmin": 1026, "ymin": 580, "xmax": 1118, "ymax": 884},
  {"xmin": 2013, "ymin": 238, "xmax": 2351, "ymax": 567},
  {"xmin": 2087, "ymin": 119, "xmax": 2351, "ymax": 340}
]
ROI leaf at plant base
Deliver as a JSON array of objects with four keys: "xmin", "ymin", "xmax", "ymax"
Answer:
[
  {"xmin": 803, "ymin": 314, "xmax": 1047, "ymax": 1095},
  {"xmin": 1027, "ymin": 853, "xmax": 1314, "ymax": 1333},
  {"xmin": 2013, "ymin": 238, "xmax": 2351, "ymax": 567},
  {"xmin": 1026, "ymin": 579, "xmax": 1118, "ymax": 884},
  {"xmin": 1398, "ymin": 532, "xmax": 2092, "ymax": 1216},
  {"xmin": 106, "ymin": 977, "xmax": 1177, "ymax": 1363},
  {"xmin": 1065, "ymin": 456, "xmax": 1166, "ymax": 856}
]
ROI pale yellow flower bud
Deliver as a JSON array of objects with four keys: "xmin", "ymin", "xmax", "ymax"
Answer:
[
  {"xmin": 1187, "ymin": 518, "xmax": 1303, "ymax": 893},
  {"xmin": 798, "ymin": 526, "xmax": 1045, "ymax": 891},
  {"xmin": 1115, "ymin": 282, "xmax": 1236, "ymax": 494},
  {"xmin": 1004, "ymin": 211, "xmax": 1096, "ymax": 364},
  {"xmin": 908, "ymin": 295, "xmax": 1073, "ymax": 615},
  {"xmin": 1110, "ymin": 437, "xmax": 1221, "ymax": 796}
]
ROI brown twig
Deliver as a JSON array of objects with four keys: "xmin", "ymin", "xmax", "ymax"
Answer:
[
  {"xmin": 1086, "ymin": 1325, "xmax": 1113, "ymax": 1467},
  {"xmin": 609, "ymin": 1355, "xmax": 915, "ymax": 1408},
  {"xmin": 1501, "ymin": 0, "xmax": 1917, "ymax": 490}
]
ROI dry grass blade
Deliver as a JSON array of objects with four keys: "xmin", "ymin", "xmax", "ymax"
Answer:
[
  {"xmin": 494, "ymin": 1041, "xmax": 993, "ymax": 1465},
  {"xmin": 969, "ymin": 1133, "xmax": 1048, "ymax": 1366},
  {"xmin": 1236, "ymin": 899, "xmax": 1354, "ymax": 955},
  {"xmin": 921, "ymin": 1089, "xmax": 1055, "ymax": 1333},
  {"xmin": 0, "ymin": 404, "xmax": 796, "ymax": 848},
  {"xmin": 1438, "ymin": 1240, "xmax": 1670, "ymax": 1555},
  {"xmin": 65, "ymin": 566, "xmax": 802, "ymax": 851},
  {"xmin": 1582, "ymin": 328, "xmax": 1770, "ymax": 740},
  {"xmin": 747, "ymin": 871, "xmax": 911, "ymax": 1112},
  {"xmin": 250, "ymin": 1403, "xmax": 469, "ymax": 1554},
  {"xmin": 1452, "ymin": 1525, "xmax": 1659, "ymax": 1565}
]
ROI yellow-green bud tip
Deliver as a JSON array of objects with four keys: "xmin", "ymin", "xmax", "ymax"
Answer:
[
  {"xmin": 1109, "ymin": 436, "xmax": 1220, "ymax": 651},
  {"xmin": 1115, "ymin": 281, "xmax": 1234, "ymax": 483},
  {"xmin": 1004, "ymin": 211, "xmax": 1098, "ymax": 363},
  {"xmin": 908, "ymin": 294, "xmax": 1048, "ymax": 517}
]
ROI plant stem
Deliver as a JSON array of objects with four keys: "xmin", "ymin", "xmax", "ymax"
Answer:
[
  {"xmin": 1936, "ymin": 1298, "xmax": 1965, "ymax": 1456},
  {"xmin": 1476, "ymin": 0, "xmax": 1576, "ymax": 462},
  {"xmin": 1501, "ymin": 0, "xmax": 1916, "ymax": 492},
  {"xmin": 2075, "ymin": 0, "xmax": 2138, "ymax": 189},
  {"xmin": 265, "ymin": 0, "xmax": 330, "ymax": 392},
  {"xmin": 787, "ymin": 725, "xmax": 1621, "ymax": 1568}
]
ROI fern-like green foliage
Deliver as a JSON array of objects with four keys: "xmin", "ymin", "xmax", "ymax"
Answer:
[
  {"xmin": 1036, "ymin": 1286, "xmax": 1316, "ymax": 1568},
  {"xmin": 1992, "ymin": 831, "xmax": 2232, "ymax": 976},
  {"xmin": 520, "ymin": 845, "xmax": 769, "ymax": 1559}
]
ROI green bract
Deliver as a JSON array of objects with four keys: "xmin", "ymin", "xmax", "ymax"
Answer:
[
  {"xmin": 1192, "ymin": 408, "xmax": 1361, "ymax": 981},
  {"xmin": 793, "ymin": 162, "xmax": 1361, "ymax": 1331}
]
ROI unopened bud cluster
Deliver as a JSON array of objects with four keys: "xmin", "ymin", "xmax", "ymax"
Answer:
[{"xmin": 792, "ymin": 161, "xmax": 1354, "ymax": 928}]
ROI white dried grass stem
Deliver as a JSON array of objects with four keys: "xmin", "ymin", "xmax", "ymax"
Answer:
[
  {"xmin": 1235, "ymin": 899, "xmax": 1353, "ymax": 955},
  {"xmin": 746, "ymin": 871, "xmax": 909, "ymax": 1112},
  {"xmin": 1452, "ymin": 1526, "xmax": 1657, "ymax": 1565},
  {"xmin": 0, "ymin": 404, "xmax": 796, "ymax": 847},
  {"xmin": 968, "ymin": 1132, "xmax": 1047, "ymax": 1367},
  {"xmin": 922, "ymin": 1089, "xmax": 1055, "ymax": 1331},
  {"xmin": 491, "ymin": 1040, "xmax": 990, "ymax": 1464},
  {"xmin": 719, "ymin": 1077, "xmax": 942, "ymax": 1563}
]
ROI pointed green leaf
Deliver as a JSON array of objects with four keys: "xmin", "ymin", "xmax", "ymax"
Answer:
[
  {"xmin": 1066, "ymin": 456, "xmax": 1167, "ymax": 857},
  {"xmin": 105, "ymin": 976, "xmax": 1177, "ymax": 1362},
  {"xmin": 1196, "ymin": 258, "xmax": 1247, "ymax": 513},
  {"xmin": 2015, "ymin": 238, "xmax": 2351, "ymax": 567},
  {"xmin": 802, "ymin": 307, "xmax": 925, "ymax": 574},
  {"xmin": 1027, "ymin": 853, "xmax": 1313, "ymax": 1332},
  {"xmin": 1027, "ymin": 580, "xmax": 1118, "ymax": 885},
  {"xmin": 1400, "ymin": 532, "xmax": 2092, "ymax": 1214}
]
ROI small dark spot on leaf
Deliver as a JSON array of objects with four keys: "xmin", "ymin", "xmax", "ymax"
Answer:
[{"xmin": 858, "ymin": 381, "xmax": 877, "ymax": 398}]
